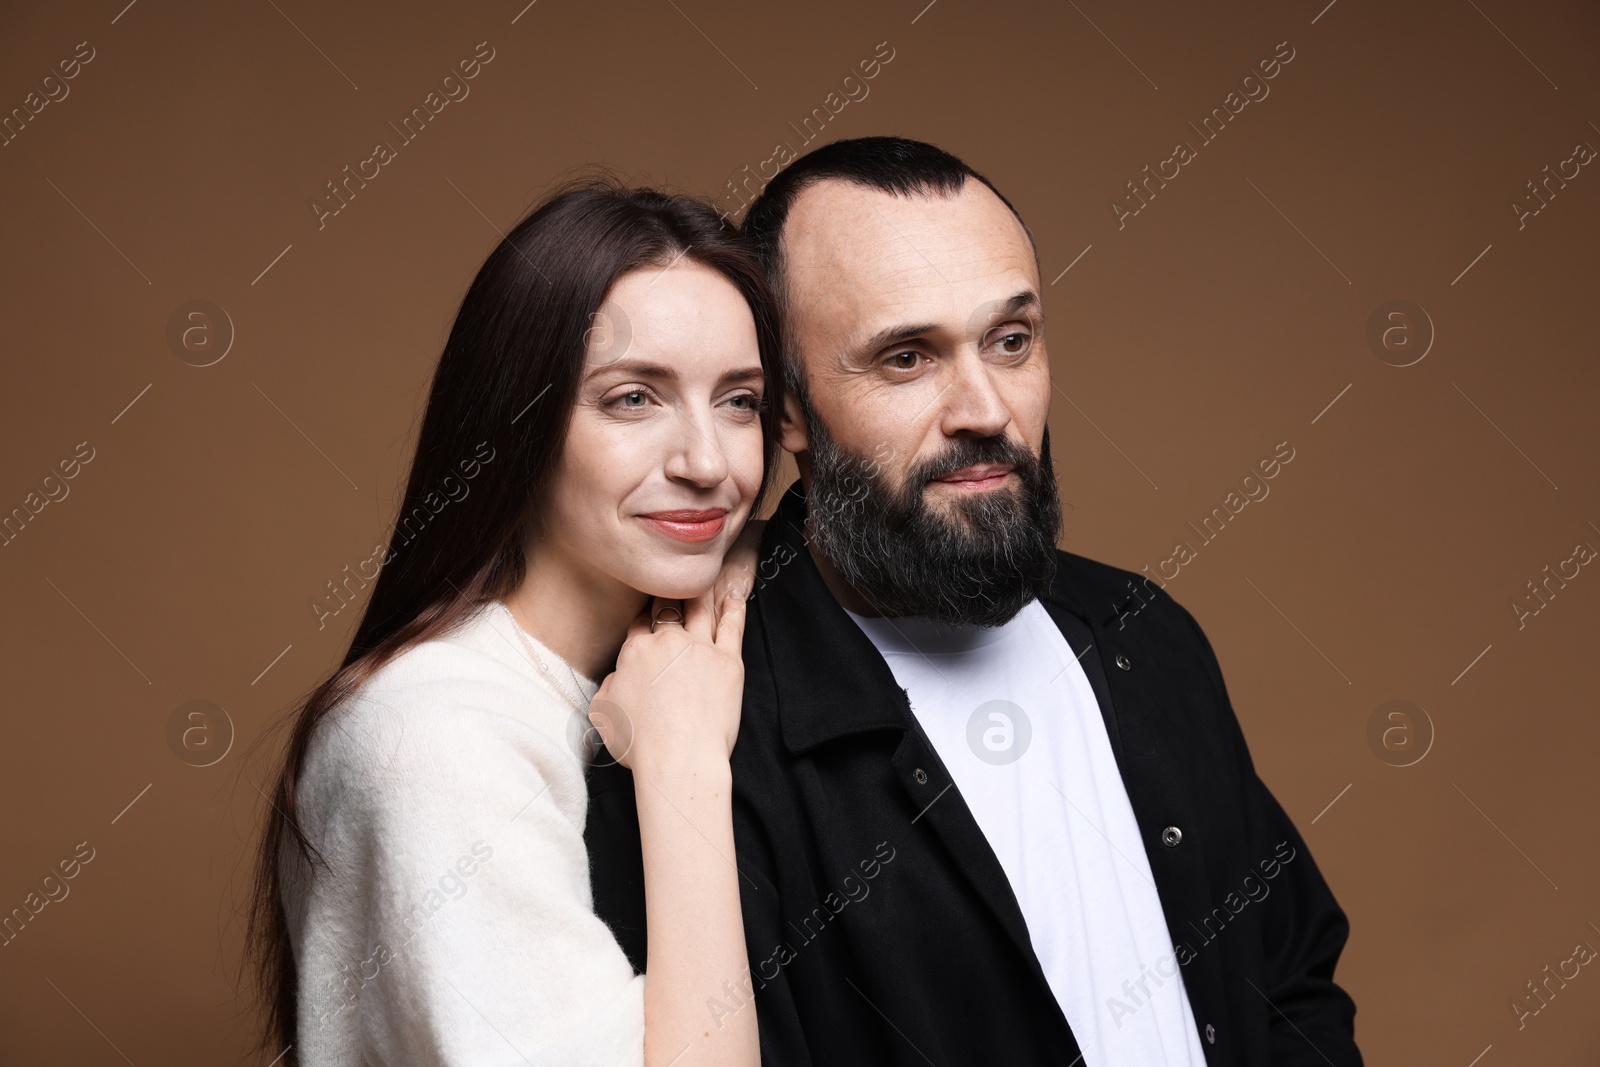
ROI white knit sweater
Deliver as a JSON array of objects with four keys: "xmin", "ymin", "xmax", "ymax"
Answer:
[{"xmin": 281, "ymin": 602, "xmax": 646, "ymax": 1066}]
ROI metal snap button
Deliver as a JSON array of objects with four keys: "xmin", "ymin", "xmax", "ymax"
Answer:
[
  {"xmin": 1161, "ymin": 825, "xmax": 1183, "ymax": 847},
  {"xmin": 1115, "ymin": 654, "xmax": 1132, "ymax": 671},
  {"xmin": 914, "ymin": 768, "xmax": 928, "ymax": 784},
  {"xmin": 1205, "ymin": 1023, "xmax": 1215, "ymax": 1044}
]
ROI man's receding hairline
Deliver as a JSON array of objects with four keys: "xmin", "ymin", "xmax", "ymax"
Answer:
[
  {"xmin": 776, "ymin": 171, "xmax": 986, "ymax": 254},
  {"xmin": 772, "ymin": 172, "xmax": 1036, "ymax": 282}
]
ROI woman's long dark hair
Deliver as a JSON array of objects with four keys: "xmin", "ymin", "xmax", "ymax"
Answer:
[{"xmin": 246, "ymin": 177, "xmax": 785, "ymax": 1062}]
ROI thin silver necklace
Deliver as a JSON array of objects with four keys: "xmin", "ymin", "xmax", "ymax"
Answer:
[{"xmin": 498, "ymin": 601, "xmax": 589, "ymax": 710}]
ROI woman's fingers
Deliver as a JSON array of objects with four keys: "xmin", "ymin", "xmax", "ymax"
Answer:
[
  {"xmin": 714, "ymin": 588, "xmax": 748, "ymax": 653},
  {"xmin": 649, "ymin": 597, "xmax": 679, "ymax": 637},
  {"xmin": 715, "ymin": 517, "xmax": 766, "ymax": 605},
  {"xmin": 625, "ymin": 598, "xmax": 654, "ymax": 643},
  {"xmin": 677, "ymin": 591, "xmax": 716, "ymax": 643}
]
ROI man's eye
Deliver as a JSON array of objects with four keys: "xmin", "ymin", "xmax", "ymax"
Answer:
[
  {"xmin": 995, "ymin": 332, "xmax": 1031, "ymax": 356},
  {"xmin": 885, "ymin": 351, "xmax": 920, "ymax": 370}
]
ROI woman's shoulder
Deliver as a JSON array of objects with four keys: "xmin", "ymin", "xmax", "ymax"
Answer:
[{"xmin": 304, "ymin": 604, "xmax": 591, "ymax": 794}]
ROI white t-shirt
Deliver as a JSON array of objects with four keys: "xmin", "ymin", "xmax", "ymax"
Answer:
[
  {"xmin": 844, "ymin": 599, "xmax": 1208, "ymax": 1067},
  {"xmin": 281, "ymin": 602, "xmax": 645, "ymax": 1066}
]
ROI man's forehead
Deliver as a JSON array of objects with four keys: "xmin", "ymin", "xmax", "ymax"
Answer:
[{"xmin": 781, "ymin": 179, "xmax": 1037, "ymax": 327}]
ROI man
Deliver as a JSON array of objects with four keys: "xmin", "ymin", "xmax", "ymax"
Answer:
[{"xmin": 586, "ymin": 136, "xmax": 1361, "ymax": 1066}]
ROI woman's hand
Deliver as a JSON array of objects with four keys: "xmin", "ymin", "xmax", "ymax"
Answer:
[
  {"xmin": 588, "ymin": 588, "xmax": 747, "ymax": 783},
  {"xmin": 611, "ymin": 588, "xmax": 760, "ymax": 1066}
]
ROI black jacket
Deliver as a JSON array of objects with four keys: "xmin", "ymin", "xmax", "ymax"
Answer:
[{"xmin": 586, "ymin": 482, "xmax": 1361, "ymax": 1066}]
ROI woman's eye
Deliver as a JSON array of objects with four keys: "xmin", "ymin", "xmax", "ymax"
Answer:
[
  {"xmin": 723, "ymin": 392, "xmax": 763, "ymax": 415},
  {"xmin": 605, "ymin": 388, "xmax": 653, "ymax": 411}
]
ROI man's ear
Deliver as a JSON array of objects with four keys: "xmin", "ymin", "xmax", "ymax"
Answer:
[{"xmin": 779, "ymin": 391, "xmax": 809, "ymax": 455}]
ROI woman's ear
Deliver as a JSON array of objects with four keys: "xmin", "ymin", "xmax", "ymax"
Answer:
[{"xmin": 778, "ymin": 392, "xmax": 809, "ymax": 455}]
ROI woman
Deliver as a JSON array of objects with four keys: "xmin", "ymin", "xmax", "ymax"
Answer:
[{"xmin": 249, "ymin": 178, "xmax": 783, "ymax": 1066}]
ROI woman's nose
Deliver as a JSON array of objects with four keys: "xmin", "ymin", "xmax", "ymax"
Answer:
[{"xmin": 663, "ymin": 408, "xmax": 730, "ymax": 486}]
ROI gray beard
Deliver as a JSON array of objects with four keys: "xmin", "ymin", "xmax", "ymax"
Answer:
[{"xmin": 804, "ymin": 415, "xmax": 1062, "ymax": 627}]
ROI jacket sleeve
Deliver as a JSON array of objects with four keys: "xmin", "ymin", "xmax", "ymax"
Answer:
[
  {"xmin": 733, "ymin": 818, "xmax": 816, "ymax": 1067},
  {"xmin": 585, "ymin": 759, "xmax": 818, "ymax": 1066},
  {"xmin": 1179, "ymin": 604, "xmax": 1365, "ymax": 1066}
]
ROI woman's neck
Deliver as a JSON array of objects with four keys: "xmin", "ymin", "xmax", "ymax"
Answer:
[{"xmin": 503, "ymin": 543, "xmax": 648, "ymax": 682}]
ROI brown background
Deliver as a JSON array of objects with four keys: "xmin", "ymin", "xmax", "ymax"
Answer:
[{"xmin": 2, "ymin": 0, "xmax": 1597, "ymax": 1062}]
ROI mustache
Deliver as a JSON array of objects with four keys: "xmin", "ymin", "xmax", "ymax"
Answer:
[
  {"xmin": 905, "ymin": 434, "xmax": 1040, "ymax": 489},
  {"xmin": 803, "ymin": 415, "xmax": 1062, "ymax": 627}
]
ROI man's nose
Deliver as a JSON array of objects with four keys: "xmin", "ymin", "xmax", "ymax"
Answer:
[{"xmin": 937, "ymin": 352, "xmax": 1012, "ymax": 439}]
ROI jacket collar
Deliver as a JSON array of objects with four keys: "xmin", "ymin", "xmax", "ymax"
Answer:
[{"xmin": 753, "ymin": 480, "xmax": 1105, "ymax": 755}]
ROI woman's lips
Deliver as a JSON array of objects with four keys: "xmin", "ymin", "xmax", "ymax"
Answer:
[{"xmin": 638, "ymin": 508, "xmax": 728, "ymax": 543}]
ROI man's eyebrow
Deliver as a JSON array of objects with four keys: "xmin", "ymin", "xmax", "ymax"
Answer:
[
  {"xmin": 853, "ymin": 320, "xmax": 942, "ymax": 359},
  {"xmin": 996, "ymin": 289, "xmax": 1041, "ymax": 318},
  {"xmin": 849, "ymin": 289, "xmax": 1043, "ymax": 358},
  {"xmin": 983, "ymin": 289, "xmax": 1041, "ymax": 325}
]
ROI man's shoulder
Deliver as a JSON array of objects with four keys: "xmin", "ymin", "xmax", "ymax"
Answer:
[
  {"xmin": 1050, "ymin": 546, "xmax": 1139, "ymax": 601},
  {"xmin": 1048, "ymin": 547, "xmax": 1211, "ymax": 652}
]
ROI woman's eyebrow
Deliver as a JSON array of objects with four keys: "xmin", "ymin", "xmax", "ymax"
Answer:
[
  {"xmin": 585, "ymin": 358, "xmax": 676, "ymax": 379},
  {"xmin": 719, "ymin": 366, "xmax": 766, "ymax": 385},
  {"xmin": 584, "ymin": 360, "xmax": 766, "ymax": 386}
]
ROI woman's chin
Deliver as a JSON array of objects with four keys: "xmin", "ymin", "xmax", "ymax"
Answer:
[
  {"xmin": 639, "ymin": 581, "xmax": 718, "ymax": 603},
  {"xmin": 631, "ymin": 560, "xmax": 723, "ymax": 603}
]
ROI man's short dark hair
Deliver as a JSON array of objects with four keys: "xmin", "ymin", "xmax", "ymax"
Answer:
[{"xmin": 739, "ymin": 136, "xmax": 1036, "ymax": 407}]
